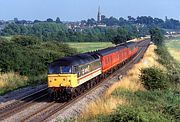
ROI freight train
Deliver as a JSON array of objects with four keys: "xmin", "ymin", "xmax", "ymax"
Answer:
[{"xmin": 48, "ymin": 41, "xmax": 140, "ymax": 100}]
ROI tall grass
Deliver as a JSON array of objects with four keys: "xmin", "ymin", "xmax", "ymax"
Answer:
[
  {"xmin": 0, "ymin": 72, "xmax": 28, "ymax": 95},
  {"xmin": 81, "ymin": 97, "xmax": 126, "ymax": 119}
]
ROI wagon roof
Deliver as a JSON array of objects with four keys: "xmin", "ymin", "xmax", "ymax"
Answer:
[{"xmin": 97, "ymin": 42, "xmax": 136, "ymax": 56}]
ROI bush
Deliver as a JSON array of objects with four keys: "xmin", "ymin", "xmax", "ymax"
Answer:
[
  {"xmin": 140, "ymin": 67, "xmax": 169, "ymax": 90},
  {"xmin": 11, "ymin": 35, "xmax": 41, "ymax": 46},
  {"xmin": 149, "ymin": 27, "xmax": 164, "ymax": 46},
  {"xmin": 108, "ymin": 106, "xmax": 169, "ymax": 122},
  {"xmin": 89, "ymin": 105, "xmax": 170, "ymax": 122},
  {"xmin": 0, "ymin": 37, "xmax": 77, "ymax": 76}
]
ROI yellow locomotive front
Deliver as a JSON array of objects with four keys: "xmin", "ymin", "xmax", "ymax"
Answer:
[
  {"xmin": 48, "ymin": 74, "xmax": 77, "ymax": 88},
  {"xmin": 48, "ymin": 53, "xmax": 101, "ymax": 100},
  {"xmin": 48, "ymin": 64, "xmax": 79, "ymax": 100},
  {"xmin": 48, "ymin": 66, "xmax": 78, "ymax": 88}
]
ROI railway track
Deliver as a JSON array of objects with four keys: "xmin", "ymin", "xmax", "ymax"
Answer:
[
  {"xmin": 0, "ymin": 88, "xmax": 49, "ymax": 121},
  {"xmin": 17, "ymin": 39, "xmax": 150, "ymax": 122},
  {"xmin": 0, "ymin": 39, "xmax": 150, "ymax": 122}
]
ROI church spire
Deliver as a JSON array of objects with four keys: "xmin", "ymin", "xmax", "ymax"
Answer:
[{"xmin": 97, "ymin": 6, "xmax": 101, "ymax": 23}]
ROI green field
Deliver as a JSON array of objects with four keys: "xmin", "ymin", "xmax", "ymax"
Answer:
[
  {"xmin": 66, "ymin": 42, "xmax": 115, "ymax": 53},
  {"xmin": 166, "ymin": 37, "xmax": 180, "ymax": 62}
]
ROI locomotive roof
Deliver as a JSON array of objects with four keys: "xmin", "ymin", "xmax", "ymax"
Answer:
[{"xmin": 50, "ymin": 52, "xmax": 100, "ymax": 66}]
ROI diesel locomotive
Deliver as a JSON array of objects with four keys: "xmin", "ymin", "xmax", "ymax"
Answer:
[{"xmin": 48, "ymin": 41, "xmax": 139, "ymax": 100}]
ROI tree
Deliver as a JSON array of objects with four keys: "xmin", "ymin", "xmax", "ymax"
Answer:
[
  {"xmin": 164, "ymin": 18, "xmax": 180, "ymax": 29},
  {"xmin": 149, "ymin": 27, "xmax": 164, "ymax": 46},
  {"xmin": 2, "ymin": 23, "xmax": 21, "ymax": 35},
  {"xmin": 46, "ymin": 18, "xmax": 54, "ymax": 22},
  {"xmin": 106, "ymin": 16, "xmax": 119, "ymax": 26},
  {"xmin": 56, "ymin": 17, "xmax": 62, "ymax": 23},
  {"xmin": 81, "ymin": 20, "xmax": 87, "ymax": 26},
  {"xmin": 14, "ymin": 18, "xmax": 19, "ymax": 23},
  {"xmin": 119, "ymin": 17, "xmax": 127, "ymax": 26},
  {"xmin": 153, "ymin": 18, "xmax": 164, "ymax": 27},
  {"xmin": 112, "ymin": 35, "xmax": 127, "ymax": 45},
  {"xmin": 111, "ymin": 28, "xmax": 128, "ymax": 45},
  {"xmin": 34, "ymin": 20, "xmax": 41, "ymax": 23},
  {"xmin": 127, "ymin": 16, "xmax": 136, "ymax": 24},
  {"xmin": 87, "ymin": 18, "xmax": 96, "ymax": 26},
  {"xmin": 105, "ymin": 28, "xmax": 117, "ymax": 42},
  {"xmin": 136, "ymin": 16, "xmax": 154, "ymax": 25},
  {"xmin": 56, "ymin": 30, "xmax": 67, "ymax": 42}
]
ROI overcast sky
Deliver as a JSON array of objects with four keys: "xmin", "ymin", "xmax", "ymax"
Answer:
[{"xmin": 0, "ymin": 0, "xmax": 179, "ymax": 21}]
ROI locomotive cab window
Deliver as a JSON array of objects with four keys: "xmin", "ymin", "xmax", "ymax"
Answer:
[
  {"xmin": 49, "ymin": 65, "xmax": 60, "ymax": 74},
  {"xmin": 60, "ymin": 66, "xmax": 72, "ymax": 74}
]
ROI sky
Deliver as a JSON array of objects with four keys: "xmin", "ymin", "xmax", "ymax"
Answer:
[{"xmin": 0, "ymin": 0, "xmax": 179, "ymax": 21}]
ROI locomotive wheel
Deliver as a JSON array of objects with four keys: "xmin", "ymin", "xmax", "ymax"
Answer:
[{"xmin": 87, "ymin": 82, "xmax": 91, "ymax": 89}]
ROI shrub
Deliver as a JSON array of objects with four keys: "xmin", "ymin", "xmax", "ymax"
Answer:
[
  {"xmin": 11, "ymin": 35, "xmax": 41, "ymax": 46},
  {"xmin": 140, "ymin": 67, "xmax": 169, "ymax": 90},
  {"xmin": 0, "ymin": 37, "xmax": 77, "ymax": 76},
  {"xmin": 89, "ymin": 105, "xmax": 169, "ymax": 122},
  {"xmin": 27, "ymin": 74, "xmax": 47, "ymax": 85}
]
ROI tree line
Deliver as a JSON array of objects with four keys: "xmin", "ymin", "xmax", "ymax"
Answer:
[
  {"xmin": 1, "ymin": 15, "xmax": 179, "ymax": 45},
  {"xmin": 2, "ymin": 16, "xmax": 180, "ymax": 30},
  {"xmin": 85, "ymin": 16, "xmax": 180, "ymax": 29},
  {"xmin": 0, "ymin": 22, "xmax": 148, "ymax": 44}
]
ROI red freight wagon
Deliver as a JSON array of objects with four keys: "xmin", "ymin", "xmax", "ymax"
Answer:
[
  {"xmin": 97, "ymin": 42, "xmax": 138, "ymax": 73},
  {"xmin": 97, "ymin": 45, "xmax": 126, "ymax": 73},
  {"xmin": 126, "ymin": 42, "xmax": 138, "ymax": 59}
]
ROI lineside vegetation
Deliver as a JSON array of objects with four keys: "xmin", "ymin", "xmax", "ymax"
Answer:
[
  {"xmin": 76, "ymin": 28, "xmax": 180, "ymax": 122},
  {"xmin": 0, "ymin": 36, "xmax": 77, "ymax": 95}
]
